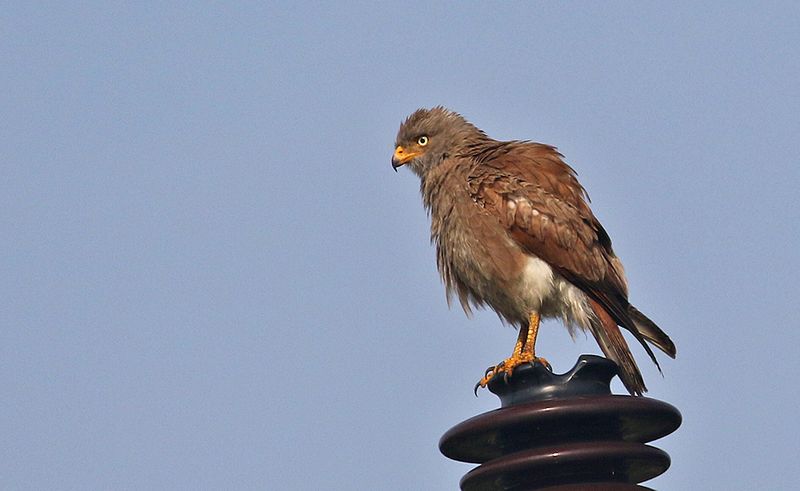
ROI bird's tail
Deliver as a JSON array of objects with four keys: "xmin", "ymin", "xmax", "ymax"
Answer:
[
  {"xmin": 588, "ymin": 299, "xmax": 676, "ymax": 395},
  {"xmin": 628, "ymin": 305, "xmax": 676, "ymax": 359},
  {"xmin": 588, "ymin": 299, "xmax": 647, "ymax": 395}
]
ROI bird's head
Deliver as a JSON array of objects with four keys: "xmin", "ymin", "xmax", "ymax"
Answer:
[{"xmin": 392, "ymin": 106, "xmax": 484, "ymax": 177}]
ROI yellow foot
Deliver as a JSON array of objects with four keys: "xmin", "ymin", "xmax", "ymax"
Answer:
[{"xmin": 474, "ymin": 355, "xmax": 551, "ymax": 394}]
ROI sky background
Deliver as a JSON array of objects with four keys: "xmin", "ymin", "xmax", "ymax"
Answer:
[{"xmin": 2, "ymin": 2, "xmax": 799, "ymax": 490}]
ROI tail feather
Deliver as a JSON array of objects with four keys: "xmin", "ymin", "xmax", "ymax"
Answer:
[
  {"xmin": 587, "ymin": 298, "xmax": 676, "ymax": 395},
  {"xmin": 588, "ymin": 299, "xmax": 647, "ymax": 395},
  {"xmin": 628, "ymin": 305, "xmax": 676, "ymax": 358}
]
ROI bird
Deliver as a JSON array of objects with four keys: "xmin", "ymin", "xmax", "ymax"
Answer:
[{"xmin": 391, "ymin": 107, "xmax": 675, "ymax": 396}]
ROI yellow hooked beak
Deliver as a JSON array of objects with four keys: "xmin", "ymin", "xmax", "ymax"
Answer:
[{"xmin": 391, "ymin": 145, "xmax": 421, "ymax": 171}]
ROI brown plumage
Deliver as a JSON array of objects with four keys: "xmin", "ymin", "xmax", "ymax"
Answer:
[{"xmin": 392, "ymin": 107, "xmax": 675, "ymax": 395}]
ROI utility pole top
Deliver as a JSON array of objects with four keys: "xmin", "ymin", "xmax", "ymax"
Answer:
[{"xmin": 440, "ymin": 355, "xmax": 681, "ymax": 490}]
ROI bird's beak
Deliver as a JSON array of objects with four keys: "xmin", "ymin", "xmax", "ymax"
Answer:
[{"xmin": 391, "ymin": 145, "xmax": 420, "ymax": 172}]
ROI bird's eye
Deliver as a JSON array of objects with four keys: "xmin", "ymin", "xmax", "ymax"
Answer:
[{"xmin": 417, "ymin": 136, "xmax": 429, "ymax": 146}]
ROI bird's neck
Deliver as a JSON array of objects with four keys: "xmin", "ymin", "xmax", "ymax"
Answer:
[
  {"xmin": 420, "ymin": 160, "xmax": 454, "ymax": 213},
  {"xmin": 419, "ymin": 158, "xmax": 469, "ymax": 253}
]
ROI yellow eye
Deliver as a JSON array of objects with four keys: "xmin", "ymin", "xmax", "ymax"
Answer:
[{"xmin": 417, "ymin": 136, "xmax": 429, "ymax": 146}]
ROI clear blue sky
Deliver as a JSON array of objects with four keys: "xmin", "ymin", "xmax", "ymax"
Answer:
[{"xmin": 3, "ymin": 2, "xmax": 798, "ymax": 489}]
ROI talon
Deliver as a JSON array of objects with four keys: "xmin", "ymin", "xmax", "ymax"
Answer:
[
  {"xmin": 475, "ymin": 353, "xmax": 552, "ymax": 389},
  {"xmin": 474, "ymin": 373, "xmax": 491, "ymax": 394},
  {"xmin": 474, "ymin": 312, "xmax": 548, "ymax": 391}
]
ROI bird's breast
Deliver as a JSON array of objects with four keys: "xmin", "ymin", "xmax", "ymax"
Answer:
[
  {"xmin": 431, "ymin": 190, "xmax": 530, "ymax": 323},
  {"xmin": 435, "ymin": 203, "xmax": 593, "ymax": 333}
]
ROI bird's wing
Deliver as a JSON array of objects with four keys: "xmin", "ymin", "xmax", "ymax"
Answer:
[
  {"xmin": 467, "ymin": 142, "xmax": 628, "ymax": 304},
  {"xmin": 467, "ymin": 142, "xmax": 662, "ymax": 370}
]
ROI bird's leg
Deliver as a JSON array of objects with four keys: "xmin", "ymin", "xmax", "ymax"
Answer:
[
  {"xmin": 476, "ymin": 312, "xmax": 550, "ymax": 392},
  {"xmin": 520, "ymin": 312, "xmax": 550, "ymax": 369},
  {"xmin": 511, "ymin": 321, "xmax": 528, "ymax": 358}
]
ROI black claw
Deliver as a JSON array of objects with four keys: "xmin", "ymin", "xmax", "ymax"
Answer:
[
  {"xmin": 484, "ymin": 366, "xmax": 495, "ymax": 377},
  {"xmin": 473, "ymin": 382, "xmax": 481, "ymax": 396},
  {"xmin": 503, "ymin": 371, "xmax": 510, "ymax": 384}
]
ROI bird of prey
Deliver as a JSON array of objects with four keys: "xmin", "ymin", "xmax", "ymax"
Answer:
[{"xmin": 392, "ymin": 107, "xmax": 675, "ymax": 395}]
